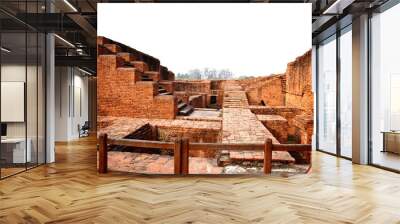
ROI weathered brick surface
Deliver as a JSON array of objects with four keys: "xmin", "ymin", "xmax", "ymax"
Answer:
[
  {"xmin": 97, "ymin": 37, "xmax": 176, "ymax": 119},
  {"xmin": 240, "ymin": 74, "xmax": 286, "ymax": 106},
  {"xmin": 285, "ymin": 50, "xmax": 313, "ymax": 115},
  {"xmin": 174, "ymin": 80, "xmax": 211, "ymax": 93},
  {"xmin": 189, "ymin": 94, "xmax": 206, "ymax": 108},
  {"xmin": 98, "ymin": 116, "xmax": 221, "ymax": 157},
  {"xmin": 222, "ymin": 108, "xmax": 294, "ymax": 162},
  {"xmin": 98, "ymin": 116, "xmax": 221, "ymax": 140},
  {"xmin": 108, "ymin": 151, "xmax": 223, "ymax": 174},
  {"xmin": 257, "ymin": 115, "xmax": 288, "ymax": 144},
  {"xmin": 117, "ymin": 52, "xmax": 137, "ymax": 62},
  {"xmin": 249, "ymin": 106, "xmax": 303, "ymax": 136},
  {"xmin": 97, "ymin": 36, "xmax": 311, "ymax": 168},
  {"xmin": 159, "ymin": 81, "xmax": 175, "ymax": 93},
  {"xmin": 104, "ymin": 43, "xmax": 121, "ymax": 53},
  {"xmin": 293, "ymin": 115, "xmax": 313, "ymax": 144},
  {"xmin": 130, "ymin": 61, "xmax": 149, "ymax": 72},
  {"xmin": 237, "ymin": 50, "xmax": 312, "ymax": 115},
  {"xmin": 177, "ymin": 109, "xmax": 222, "ymax": 122},
  {"xmin": 173, "ymin": 91, "xmax": 189, "ymax": 104},
  {"xmin": 222, "ymin": 81, "xmax": 249, "ymax": 108},
  {"xmin": 222, "ymin": 108, "xmax": 277, "ymax": 144}
]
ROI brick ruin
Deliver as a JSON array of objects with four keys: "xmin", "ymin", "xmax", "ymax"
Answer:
[{"xmin": 97, "ymin": 36, "xmax": 313, "ymax": 174}]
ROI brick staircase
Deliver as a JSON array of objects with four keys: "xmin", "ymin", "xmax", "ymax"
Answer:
[
  {"xmin": 158, "ymin": 85, "xmax": 173, "ymax": 96},
  {"xmin": 98, "ymin": 37, "xmax": 176, "ymax": 98},
  {"xmin": 97, "ymin": 36, "xmax": 178, "ymax": 119},
  {"xmin": 177, "ymin": 99, "xmax": 194, "ymax": 116}
]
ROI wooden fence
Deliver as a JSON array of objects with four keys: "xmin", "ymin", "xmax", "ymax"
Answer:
[{"xmin": 98, "ymin": 133, "xmax": 312, "ymax": 175}]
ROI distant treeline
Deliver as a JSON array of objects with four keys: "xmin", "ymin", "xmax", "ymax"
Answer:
[{"xmin": 176, "ymin": 68, "xmax": 234, "ymax": 80}]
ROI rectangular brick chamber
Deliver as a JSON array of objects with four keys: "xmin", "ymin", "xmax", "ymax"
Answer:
[
  {"xmin": 107, "ymin": 122, "xmax": 226, "ymax": 174},
  {"xmin": 109, "ymin": 122, "xmax": 221, "ymax": 158}
]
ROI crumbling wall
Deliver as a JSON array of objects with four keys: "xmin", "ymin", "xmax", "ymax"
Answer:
[
  {"xmin": 174, "ymin": 80, "xmax": 211, "ymax": 93},
  {"xmin": 257, "ymin": 115, "xmax": 289, "ymax": 143},
  {"xmin": 249, "ymin": 106, "xmax": 302, "ymax": 137},
  {"xmin": 285, "ymin": 50, "xmax": 313, "ymax": 115},
  {"xmin": 293, "ymin": 115, "xmax": 313, "ymax": 144},
  {"xmin": 238, "ymin": 74, "xmax": 286, "ymax": 106},
  {"xmin": 157, "ymin": 125, "xmax": 221, "ymax": 157},
  {"xmin": 189, "ymin": 94, "xmax": 207, "ymax": 108},
  {"xmin": 97, "ymin": 37, "xmax": 177, "ymax": 120},
  {"xmin": 124, "ymin": 123, "xmax": 155, "ymax": 140}
]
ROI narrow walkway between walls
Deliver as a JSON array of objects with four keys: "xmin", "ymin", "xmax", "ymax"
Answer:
[{"xmin": 221, "ymin": 81, "xmax": 294, "ymax": 162}]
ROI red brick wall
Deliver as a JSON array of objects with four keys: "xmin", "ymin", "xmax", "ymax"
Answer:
[
  {"xmin": 249, "ymin": 106, "xmax": 302, "ymax": 136},
  {"xmin": 97, "ymin": 55, "xmax": 176, "ymax": 119},
  {"xmin": 238, "ymin": 75, "xmax": 286, "ymax": 106},
  {"xmin": 157, "ymin": 126, "xmax": 220, "ymax": 157},
  {"xmin": 189, "ymin": 95, "xmax": 206, "ymax": 108},
  {"xmin": 159, "ymin": 81, "xmax": 175, "ymax": 93},
  {"xmin": 257, "ymin": 115, "xmax": 289, "ymax": 143},
  {"xmin": 285, "ymin": 50, "xmax": 313, "ymax": 115},
  {"xmin": 174, "ymin": 91, "xmax": 189, "ymax": 103},
  {"xmin": 174, "ymin": 80, "xmax": 211, "ymax": 93},
  {"xmin": 293, "ymin": 115, "xmax": 313, "ymax": 144}
]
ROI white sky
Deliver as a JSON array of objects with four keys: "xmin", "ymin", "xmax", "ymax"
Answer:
[{"xmin": 98, "ymin": 3, "xmax": 311, "ymax": 77}]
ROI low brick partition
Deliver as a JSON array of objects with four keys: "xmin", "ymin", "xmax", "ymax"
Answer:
[
  {"xmin": 293, "ymin": 115, "xmax": 313, "ymax": 144},
  {"xmin": 257, "ymin": 115, "xmax": 289, "ymax": 144},
  {"xmin": 174, "ymin": 80, "xmax": 212, "ymax": 93},
  {"xmin": 159, "ymin": 81, "xmax": 175, "ymax": 93},
  {"xmin": 249, "ymin": 106, "xmax": 303, "ymax": 137},
  {"xmin": 124, "ymin": 123, "xmax": 154, "ymax": 140},
  {"xmin": 188, "ymin": 94, "xmax": 206, "ymax": 108},
  {"xmin": 98, "ymin": 116, "xmax": 222, "ymax": 158},
  {"xmin": 239, "ymin": 74, "xmax": 286, "ymax": 106},
  {"xmin": 177, "ymin": 109, "xmax": 222, "ymax": 122}
]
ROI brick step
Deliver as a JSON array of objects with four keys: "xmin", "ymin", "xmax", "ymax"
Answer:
[
  {"xmin": 178, "ymin": 105, "xmax": 194, "ymax": 116},
  {"xmin": 159, "ymin": 92, "xmax": 172, "ymax": 96},
  {"xmin": 103, "ymin": 44, "xmax": 121, "ymax": 53},
  {"xmin": 117, "ymin": 52, "xmax": 137, "ymax": 62},
  {"xmin": 144, "ymin": 71, "xmax": 160, "ymax": 81},
  {"xmin": 130, "ymin": 61, "xmax": 149, "ymax": 73},
  {"xmin": 123, "ymin": 62, "xmax": 134, "ymax": 67},
  {"xmin": 158, "ymin": 89, "xmax": 167, "ymax": 94},
  {"xmin": 178, "ymin": 102, "xmax": 187, "ymax": 110},
  {"xmin": 140, "ymin": 74, "xmax": 152, "ymax": 81}
]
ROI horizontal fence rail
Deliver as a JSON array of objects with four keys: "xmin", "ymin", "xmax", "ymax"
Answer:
[
  {"xmin": 98, "ymin": 134, "xmax": 312, "ymax": 175},
  {"xmin": 108, "ymin": 138, "xmax": 175, "ymax": 150},
  {"xmin": 189, "ymin": 143, "xmax": 264, "ymax": 151}
]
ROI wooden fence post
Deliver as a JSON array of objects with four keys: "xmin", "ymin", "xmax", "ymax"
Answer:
[
  {"xmin": 305, "ymin": 148, "xmax": 312, "ymax": 173},
  {"xmin": 264, "ymin": 138, "xmax": 273, "ymax": 174},
  {"xmin": 181, "ymin": 138, "xmax": 189, "ymax": 175},
  {"xmin": 174, "ymin": 139, "xmax": 182, "ymax": 175},
  {"xmin": 98, "ymin": 133, "xmax": 108, "ymax": 174}
]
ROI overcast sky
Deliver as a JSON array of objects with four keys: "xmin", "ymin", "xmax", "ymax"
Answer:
[{"xmin": 98, "ymin": 3, "xmax": 311, "ymax": 77}]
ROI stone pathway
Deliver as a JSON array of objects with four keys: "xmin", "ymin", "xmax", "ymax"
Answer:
[
  {"xmin": 221, "ymin": 81, "xmax": 294, "ymax": 162},
  {"xmin": 222, "ymin": 81, "xmax": 249, "ymax": 108}
]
